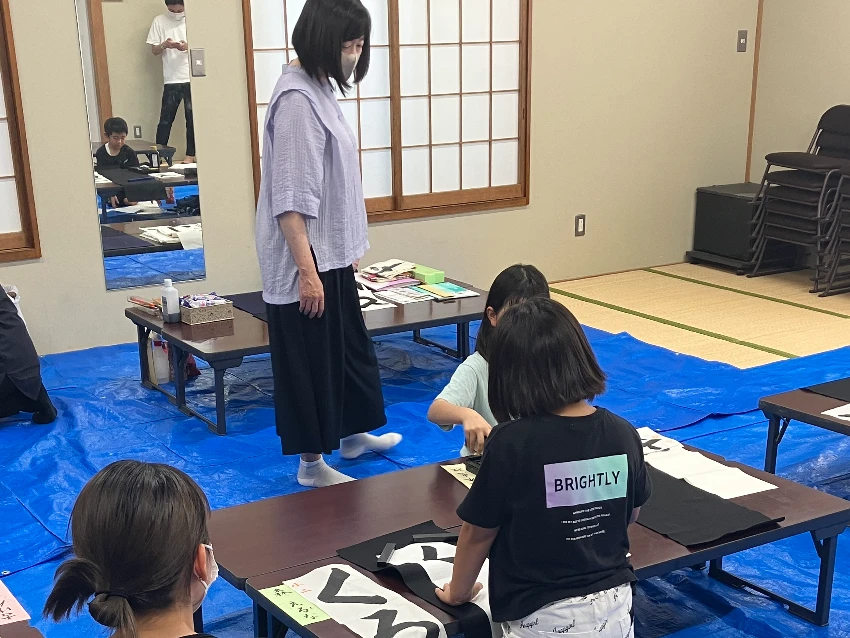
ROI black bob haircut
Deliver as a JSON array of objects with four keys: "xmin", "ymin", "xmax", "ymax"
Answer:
[
  {"xmin": 292, "ymin": 0, "xmax": 371, "ymax": 96},
  {"xmin": 165, "ymin": 0, "xmax": 184, "ymax": 6},
  {"xmin": 488, "ymin": 297, "xmax": 606, "ymax": 423},
  {"xmin": 475, "ymin": 264, "xmax": 550, "ymax": 361},
  {"xmin": 103, "ymin": 117, "xmax": 129, "ymax": 137}
]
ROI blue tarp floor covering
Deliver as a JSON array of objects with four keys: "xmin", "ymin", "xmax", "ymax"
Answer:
[{"xmin": 2, "ymin": 322, "xmax": 850, "ymax": 637}]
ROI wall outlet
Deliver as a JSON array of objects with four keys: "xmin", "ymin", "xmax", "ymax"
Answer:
[
  {"xmin": 575, "ymin": 214, "xmax": 586, "ymax": 237},
  {"xmin": 737, "ymin": 30, "xmax": 748, "ymax": 52},
  {"xmin": 133, "ymin": 126, "xmax": 142, "ymax": 138}
]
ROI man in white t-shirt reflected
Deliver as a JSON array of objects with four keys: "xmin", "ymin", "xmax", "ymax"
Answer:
[{"xmin": 147, "ymin": 0, "xmax": 195, "ymax": 162}]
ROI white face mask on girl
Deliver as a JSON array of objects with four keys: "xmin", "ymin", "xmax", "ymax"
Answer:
[
  {"xmin": 167, "ymin": 10, "xmax": 185, "ymax": 21},
  {"xmin": 191, "ymin": 543, "xmax": 219, "ymax": 612},
  {"xmin": 341, "ymin": 52, "xmax": 359, "ymax": 81}
]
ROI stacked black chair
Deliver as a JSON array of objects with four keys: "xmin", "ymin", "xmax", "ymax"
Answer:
[
  {"xmin": 820, "ymin": 165, "xmax": 850, "ymax": 296},
  {"xmin": 750, "ymin": 105, "xmax": 850, "ymax": 293}
]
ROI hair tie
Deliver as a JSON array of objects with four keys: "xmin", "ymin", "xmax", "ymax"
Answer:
[{"xmin": 94, "ymin": 591, "xmax": 130, "ymax": 601}]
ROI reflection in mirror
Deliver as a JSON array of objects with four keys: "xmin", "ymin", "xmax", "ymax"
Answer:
[{"xmin": 74, "ymin": 0, "xmax": 205, "ymax": 291}]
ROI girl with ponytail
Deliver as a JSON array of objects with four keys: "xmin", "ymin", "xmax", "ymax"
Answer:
[{"xmin": 43, "ymin": 461, "xmax": 218, "ymax": 638}]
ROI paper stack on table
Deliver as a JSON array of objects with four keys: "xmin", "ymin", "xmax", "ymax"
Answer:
[
  {"xmin": 356, "ymin": 281, "xmax": 396, "ymax": 311},
  {"xmin": 413, "ymin": 282, "xmax": 480, "ymax": 299},
  {"xmin": 357, "ymin": 259, "xmax": 419, "ymax": 291},
  {"xmin": 376, "ymin": 286, "xmax": 436, "ymax": 304},
  {"xmin": 94, "ymin": 171, "xmax": 112, "ymax": 185},
  {"xmin": 637, "ymin": 427, "xmax": 776, "ymax": 499}
]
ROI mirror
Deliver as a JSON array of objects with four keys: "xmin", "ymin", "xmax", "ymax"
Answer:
[{"xmin": 74, "ymin": 0, "xmax": 205, "ymax": 291}]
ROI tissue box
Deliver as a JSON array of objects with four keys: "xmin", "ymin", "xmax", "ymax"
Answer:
[
  {"xmin": 180, "ymin": 301, "xmax": 234, "ymax": 325},
  {"xmin": 413, "ymin": 265, "xmax": 445, "ymax": 284}
]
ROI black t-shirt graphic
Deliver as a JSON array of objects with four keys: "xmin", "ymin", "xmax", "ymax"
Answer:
[
  {"xmin": 94, "ymin": 144, "xmax": 140, "ymax": 169},
  {"xmin": 457, "ymin": 408, "xmax": 651, "ymax": 623}
]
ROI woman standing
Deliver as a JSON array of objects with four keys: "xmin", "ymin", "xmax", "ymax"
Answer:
[{"xmin": 255, "ymin": 0, "xmax": 400, "ymax": 487}]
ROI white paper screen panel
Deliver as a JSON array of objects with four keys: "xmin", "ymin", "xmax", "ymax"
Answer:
[
  {"xmin": 362, "ymin": 149, "xmax": 393, "ymax": 197},
  {"xmin": 0, "ymin": 179, "xmax": 22, "ymax": 234},
  {"xmin": 286, "ymin": 0, "xmax": 308, "ymax": 44},
  {"xmin": 362, "ymin": 0, "xmax": 389, "ymax": 45},
  {"xmin": 359, "ymin": 47, "xmax": 390, "ymax": 98},
  {"xmin": 0, "ymin": 69, "xmax": 7, "ymax": 119},
  {"xmin": 251, "ymin": 0, "xmax": 286, "ymax": 49},
  {"xmin": 491, "ymin": 139, "xmax": 518, "ymax": 186},
  {"xmin": 0, "ymin": 121, "xmax": 15, "ymax": 178},
  {"xmin": 250, "ymin": 0, "xmax": 524, "ymax": 204},
  {"xmin": 254, "ymin": 50, "xmax": 287, "ymax": 104},
  {"xmin": 398, "ymin": 0, "xmax": 522, "ymax": 196},
  {"xmin": 492, "ymin": 0, "xmax": 520, "ymax": 41}
]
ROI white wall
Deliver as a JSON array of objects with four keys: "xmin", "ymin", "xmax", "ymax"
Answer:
[
  {"xmin": 102, "ymin": 0, "xmax": 188, "ymax": 156},
  {"xmin": 1, "ymin": 0, "xmax": 759, "ymax": 354},
  {"xmin": 749, "ymin": 0, "xmax": 850, "ymax": 179}
]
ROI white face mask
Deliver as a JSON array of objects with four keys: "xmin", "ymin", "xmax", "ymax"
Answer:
[
  {"xmin": 191, "ymin": 544, "xmax": 219, "ymax": 612},
  {"xmin": 167, "ymin": 10, "xmax": 185, "ymax": 21},
  {"xmin": 341, "ymin": 52, "xmax": 359, "ymax": 81}
]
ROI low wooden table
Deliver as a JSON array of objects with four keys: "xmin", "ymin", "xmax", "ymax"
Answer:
[
  {"xmin": 101, "ymin": 215, "xmax": 202, "ymax": 258},
  {"xmin": 125, "ymin": 282, "xmax": 486, "ymax": 434},
  {"xmin": 97, "ymin": 174, "xmax": 198, "ymax": 223},
  {"xmin": 206, "ymin": 453, "xmax": 850, "ymax": 637},
  {"xmin": 759, "ymin": 389, "xmax": 850, "ymax": 473},
  {"xmin": 1, "ymin": 621, "xmax": 44, "ymax": 637}
]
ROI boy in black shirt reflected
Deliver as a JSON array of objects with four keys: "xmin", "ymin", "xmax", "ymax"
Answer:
[{"xmin": 436, "ymin": 297, "xmax": 651, "ymax": 638}]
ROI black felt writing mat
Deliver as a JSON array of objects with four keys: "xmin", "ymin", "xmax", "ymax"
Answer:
[
  {"xmin": 805, "ymin": 377, "xmax": 850, "ymax": 403},
  {"xmin": 638, "ymin": 466, "xmax": 783, "ymax": 547}
]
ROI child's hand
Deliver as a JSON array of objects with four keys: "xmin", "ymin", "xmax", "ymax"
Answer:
[
  {"xmin": 435, "ymin": 582, "xmax": 483, "ymax": 606},
  {"xmin": 462, "ymin": 412, "xmax": 492, "ymax": 456}
]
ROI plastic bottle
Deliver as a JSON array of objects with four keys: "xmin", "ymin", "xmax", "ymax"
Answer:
[
  {"xmin": 150, "ymin": 335, "xmax": 170, "ymax": 384},
  {"xmin": 161, "ymin": 279, "xmax": 181, "ymax": 323}
]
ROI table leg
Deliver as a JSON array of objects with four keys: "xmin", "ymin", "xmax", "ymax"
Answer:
[
  {"xmin": 212, "ymin": 365, "xmax": 228, "ymax": 436},
  {"xmin": 812, "ymin": 532, "xmax": 838, "ymax": 626},
  {"xmin": 253, "ymin": 601, "xmax": 269, "ymax": 638},
  {"xmin": 170, "ymin": 344, "xmax": 189, "ymax": 410},
  {"xmin": 708, "ymin": 527, "xmax": 844, "ymax": 626},
  {"xmin": 763, "ymin": 413, "xmax": 789, "ymax": 474},
  {"xmin": 457, "ymin": 322, "xmax": 471, "ymax": 359},
  {"xmin": 269, "ymin": 613, "xmax": 286, "ymax": 638},
  {"xmin": 136, "ymin": 325, "xmax": 153, "ymax": 389}
]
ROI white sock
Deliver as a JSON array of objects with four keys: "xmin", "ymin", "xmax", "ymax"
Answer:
[
  {"xmin": 297, "ymin": 458, "xmax": 355, "ymax": 488},
  {"xmin": 340, "ymin": 432, "xmax": 403, "ymax": 459}
]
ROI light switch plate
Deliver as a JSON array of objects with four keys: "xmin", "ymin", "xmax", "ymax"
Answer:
[
  {"xmin": 133, "ymin": 125, "xmax": 142, "ymax": 138},
  {"xmin": 737, "ymin": 30, "xmax": 748, "ymax": 52},
  {"xmin": 190, "ymin": 48, "xmax": 206, "ymax": 77}
]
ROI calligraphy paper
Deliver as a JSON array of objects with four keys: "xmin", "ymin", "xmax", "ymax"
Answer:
[
  {"xmin": 0, "ymin": 579, "xmax": 30, "ymax": 625},
  {"xmin": 258, "ymin": 583, "xmax": 330, "ymax": 626},
  {"xmin": 441, "ymin": 464, "xmax": 475, "ymax": 489},
  {"xmin": 284, "ymin": 564, "xmax": 447, "ymax": 638}
]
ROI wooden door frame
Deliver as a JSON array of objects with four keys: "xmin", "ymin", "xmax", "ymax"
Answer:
[{"xmin": 86, "ymin": 0, "xmax": 114, "ymax": 135}]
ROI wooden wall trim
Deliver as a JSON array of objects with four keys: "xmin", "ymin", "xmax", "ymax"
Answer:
[
  {"xmin": 744, "ymin": 0, "xmax": 765, "ymax": 183},
  {"xmin": 87, "ymin": 0, "xmax": 113, "ymax": 128},
  {"xmin": 242, "ymin": 0, "xmax": 261, "ymax": 202},
  {"xmin": 0, "ymin": 0, "xmax": 40, "ymax": 260}
]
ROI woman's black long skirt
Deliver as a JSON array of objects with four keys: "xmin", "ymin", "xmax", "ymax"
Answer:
[{"xmin": 266, "ymin": 266, "xmax": 387, "ymax": 455}]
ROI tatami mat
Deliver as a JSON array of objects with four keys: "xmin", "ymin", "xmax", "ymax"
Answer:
[{"xmin": 552, "ymin": 263, "xmax": 850, "ymax": 368}]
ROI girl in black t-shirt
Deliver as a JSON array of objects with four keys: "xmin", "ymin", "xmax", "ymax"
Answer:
[
  {"xmin": 436, "ymin": 297, "xmax": 651, "ymax": 638},
  {"xmin": 43, "ymin": 461, "xmax": 220, "ymax": 638}
]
